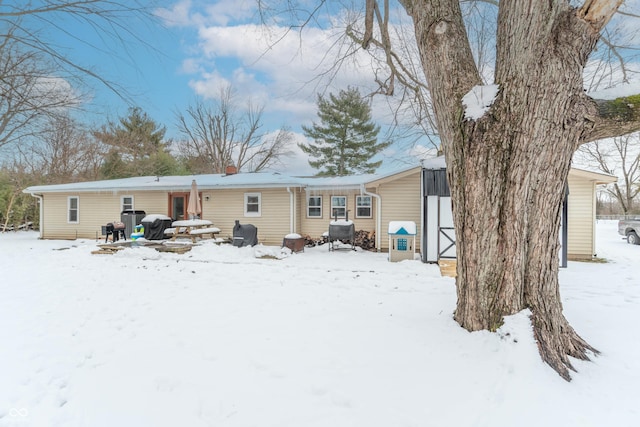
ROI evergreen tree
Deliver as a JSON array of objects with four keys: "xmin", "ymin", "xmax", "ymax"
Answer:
[
  {"xmin": 300, "ymin": 88, "xmax": 390, "ymax": 176},
  {"xmin": 94, "ymin": 107, "xmax": 182, "ymax": 178}
]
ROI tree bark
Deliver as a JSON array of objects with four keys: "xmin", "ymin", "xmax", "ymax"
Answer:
[
  {"xmin": 401, "ymin": 0, "xmax": 638, "ymax": 380},
  {"xmin": 2, "ymin": 192, "xmax": 17, "ymax": 233}
]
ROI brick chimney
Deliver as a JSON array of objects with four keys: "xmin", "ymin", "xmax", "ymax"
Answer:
[{"xmin": 225, "ymin": 165, "xmax": 237, "ymax": 175}]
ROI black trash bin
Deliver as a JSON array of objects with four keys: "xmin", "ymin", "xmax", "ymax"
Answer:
[
  {"xmin": 141, "ymin": 214, "xmax": 173, "ymax": 240},
  {"xmin": 120, "ymin": 210, "xmax": 146, "ymax": 238}
]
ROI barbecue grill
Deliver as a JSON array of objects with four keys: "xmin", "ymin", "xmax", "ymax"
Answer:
[
  {"xmin": 141, "ymin": 214, "xmax": 172, "ymax": 240},
  {"xmin": 103, "ymin": 221, "xmax": 126, "ymax": 243},
  {"xmin": 232, "ymin": 220, "xmax": 258, "ymax": 247},
  {"xmin": 328, "ymin": 210, "xmax": 356, "ymax": 251}
]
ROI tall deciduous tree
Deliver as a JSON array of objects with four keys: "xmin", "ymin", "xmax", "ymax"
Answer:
[
  {"xmin": 0, "ymin": 162, "xmax": 37, "ymax": 231},
  {"xmin": 19, "ymin": 114, "xmax": 104, "ymax": 184},
  {"xmin": 176, "ymin": 86, "xmax": 293, "ymax": 174},
  {"xmin": 388, "ymin": 0, "xmax": 639, "ymax": 380},
  {"xmin": 272, "ymin": 0, "xmax": 640, "ymax": 379},
  {"xmin": 300, "ymin": 87, "xmax": 390, "ymax": 176},
  {"xmin": 0, "ymin": 1, "xmax": 162, "ymax": 102},
  {"xmin": 0, "ymin": 30, "xmax": 77, "ymax": 152}
]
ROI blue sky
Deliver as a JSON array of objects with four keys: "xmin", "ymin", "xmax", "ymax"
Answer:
[
  {"xmin": 43, "ymin": 0, "xmax": 431, "ymax": 175},
  {"xmin": 41, "ymin": 0, "xmax": 640, "ymax": 175}
]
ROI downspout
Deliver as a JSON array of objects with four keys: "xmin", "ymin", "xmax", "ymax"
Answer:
[
  {"xmin": 420, "ymin": 169, "xmax": 425, "ymax": 262},
  {"xmin": 287, "ymin": 187, "xmax": 295, "ymax": 234},
  {"xmin": 361, "ymin": 184, "xmax": 381, "ymax": 252},
  {"xmin": 30, "ymin": 193, "xmax": 44, "ymax": 239},
  {"xmin": 561, "ymin": 183, "xmax": 569, "ymax": 268}
]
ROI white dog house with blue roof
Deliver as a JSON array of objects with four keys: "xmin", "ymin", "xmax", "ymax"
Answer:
[{"xmin": 388, "ymin": 221, "xmax": 417, "ymax": 262}]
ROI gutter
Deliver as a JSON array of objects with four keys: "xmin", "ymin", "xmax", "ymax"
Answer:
[
  {"xmin": 361, "ymin": 184, "xmax": 381, "ymax": 252},
  {"xmin": 30, "ymin": 193, "xmax": 44, "ymax": 239},
  {"xmin": 420, "ymin": 169, "xmax": 425, "ymax": 263},
  {"xmin": 23, "ymin": 182, "xmax": 305, "ymax": 194}
]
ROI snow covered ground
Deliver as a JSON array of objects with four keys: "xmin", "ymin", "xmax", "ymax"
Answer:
[{"xmin": 0, "ymin": 220, "xmax": 638, "ymax": 427}]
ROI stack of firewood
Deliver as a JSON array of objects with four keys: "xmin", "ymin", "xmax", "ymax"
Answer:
[
  {"xmin": 304, "ymin": 235, "xmax": 321, "ymax": 247},
  {"xmin": 302, "ymin": 230, "xmax": 376, "ymax": 251},
  {"xmin": 353, "ymin": 230, "xmax": 376, "ymax": 251}
]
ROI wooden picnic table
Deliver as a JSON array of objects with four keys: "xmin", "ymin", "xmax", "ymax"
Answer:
[{"xmin": 167, "ymin": 219, "xmax": 220, "ymax": 243}]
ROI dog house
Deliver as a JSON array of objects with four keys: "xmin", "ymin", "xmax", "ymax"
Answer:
[{"xmin": 388, "ymin": 221, "xmax": 416, "ymax": 262}]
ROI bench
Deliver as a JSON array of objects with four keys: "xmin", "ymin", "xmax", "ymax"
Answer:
[
  {"xmin": 165, "ymin": 225, "xmax": 221, "ymax": 243},
  {"xmin": 188, "ymin": 227, "xmax": 221, "ymax": 238}
]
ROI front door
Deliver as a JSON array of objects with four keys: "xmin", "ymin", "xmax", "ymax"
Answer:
[{"xmin": 169, "ymin": 193, "xmax": 188, "ymax": 221}]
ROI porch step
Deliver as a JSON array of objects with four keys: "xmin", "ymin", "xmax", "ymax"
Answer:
[{"xmin": 438, "ymin": 259, "xmax": 457, "ymax": 278}]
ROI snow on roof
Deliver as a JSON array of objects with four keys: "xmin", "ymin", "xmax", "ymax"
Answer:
[
  {"xmin": 388, "ymin": 221, "xmax": 417, "ymax": 235},
  {"xmin": 330, "ymin": 219, "xmax": 354, "ymax": 225},
  {"xmin": 569, "ymin": 167, "xmax": 617, "ymax": 184},
  {"xmin": 23, "ymin": 167, "xmax": 419, "ymax": 194},
  {"xmin": 141, "ymin": 214, "xmax": 171, "ymax": 222},
  {"xmin": 23, "ymin": 173, "xmax": 305, "ymax": 193},
  {"xmin": 421, "ymin": 156, "xmax": 447, "ymax": 169}
]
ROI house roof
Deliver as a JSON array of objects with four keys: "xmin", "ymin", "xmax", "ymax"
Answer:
[
  {"xmin": 24, "ymin": 158, "xmax": 615, "ymax": 195},
  {"xmin": 568, "ymin": 167, "xmax": 618, "ymax": 184},
  {"xmin": 421, "ymin": 156, "xmax": 447, "ymax": 170},
  {"xmin": 422, "ymin": 155, "xmax": 617, "ymax": 185},
  {"xmin": 388, "ymin": 221, "xmax": 417, "ymax": 235},
  {"xmin": 22, "ymin": 167, "xmax": 421, "ymax": 194}
]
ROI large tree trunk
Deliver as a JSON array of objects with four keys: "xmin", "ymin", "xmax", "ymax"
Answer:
[{"xmin": 401, "ymin": 0, "xmax": 632, "ymax": 380}]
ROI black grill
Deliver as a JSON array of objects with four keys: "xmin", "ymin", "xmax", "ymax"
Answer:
[{"xmin": 328, "ymin": 210, "xmax": 356, "ymax": 251}]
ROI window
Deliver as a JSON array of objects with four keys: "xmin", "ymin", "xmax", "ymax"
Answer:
[
  {"xmin": 397, "ymin": 238, "xmax": 408, "ymax": 251},
  {"xmin": 307, "ymin": 196, "xmax": 322, "ymax": 218},
  {"xmin": 68, "ymin": 196, "xmax": 79, "ymax": 223},
  {"xmin": 355, "ymin": 195, "xmax": 372, "ymax": 218},
  {"xmin": 121, "ymin": 195, "xmax": 134, "ymax": 212},
  {"xmin": 330, "ymin": 196, "xmax": 346, "ymax": 219},
  {"xmin": 244, "ymin": 192, "xmax": 261, "ymax": 217}
]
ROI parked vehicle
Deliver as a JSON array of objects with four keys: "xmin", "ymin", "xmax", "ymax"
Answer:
[{"xmin": 618, "ymin": 218, "xmax": 640, "ymax": 244}]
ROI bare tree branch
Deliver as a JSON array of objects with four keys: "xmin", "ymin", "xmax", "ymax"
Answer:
[
  {"xmin": 176, "ymin": 86, "xmax": 293, "ymax": 174},
  {"xmin": 584, "ymin": 95, "xmax": 640, "ymax": 142},
  {"xmin": 0, "ymin": 1, "xmax": 165, "ymax": 104}
]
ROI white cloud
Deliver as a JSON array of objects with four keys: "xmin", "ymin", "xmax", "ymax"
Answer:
[
  {"xmin": 156, "ymin": 0, "xmax": 203, "ymax": 27},
  {"xmin": 185, "ymin": 23, "xmax": 380, "ymax": 125},
  {"xmin": 179, "ymin": 57, "xmax": 203, "ymax": 74},
  {"xmin": 156, "ymin": 0, "xmax": 256, "ymax": 28},
  {"xmin": 202, "ymin": 0, "xmax": 256, "ymax": 26},
  {"xmin": 263, "ymin": 131, "xmax": 316, "ymax": 176},
  {"xmin": 162, "ymin": 1, "xmax": 436, "ymax": 173},
  {"xmin": 408, "ymin": 145, "xmax": 439, "ymax": 161},
  {"xmin": 188, "ymin": 70, "xmax": 231, "ymax": 97}
]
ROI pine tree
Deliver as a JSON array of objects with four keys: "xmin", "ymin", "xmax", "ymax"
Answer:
[
  {"xmin": 94, "ymin": 107, "xmax": 183, "ymax": 178},
  {"xmin": 300, "ymin": 88, "xmax": 390, "ymax": 176}
]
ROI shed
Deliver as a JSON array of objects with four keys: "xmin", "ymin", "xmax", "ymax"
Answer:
[
  {"xmin": 421, "ymin": 156, "xmax": 617, "ymax": 265},
  {"xmin": 388, "ymin": 221, "xmax": 417, "ymax": 262}
]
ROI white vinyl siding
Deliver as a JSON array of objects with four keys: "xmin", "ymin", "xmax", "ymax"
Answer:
[
  {"xmin": 42, "ymin": 191, "xmax": 169, "ymax": 240},
  {"xmin": 376, "ymin": 171, "xmax": 422, "ymax": 251},
  {"xmin": 209, "ymin": 188, "xmax": 292, "ymax": 245},
  {"xmin": 567, "ymin": 175, "xmax": 596, "ymax": 259}
]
